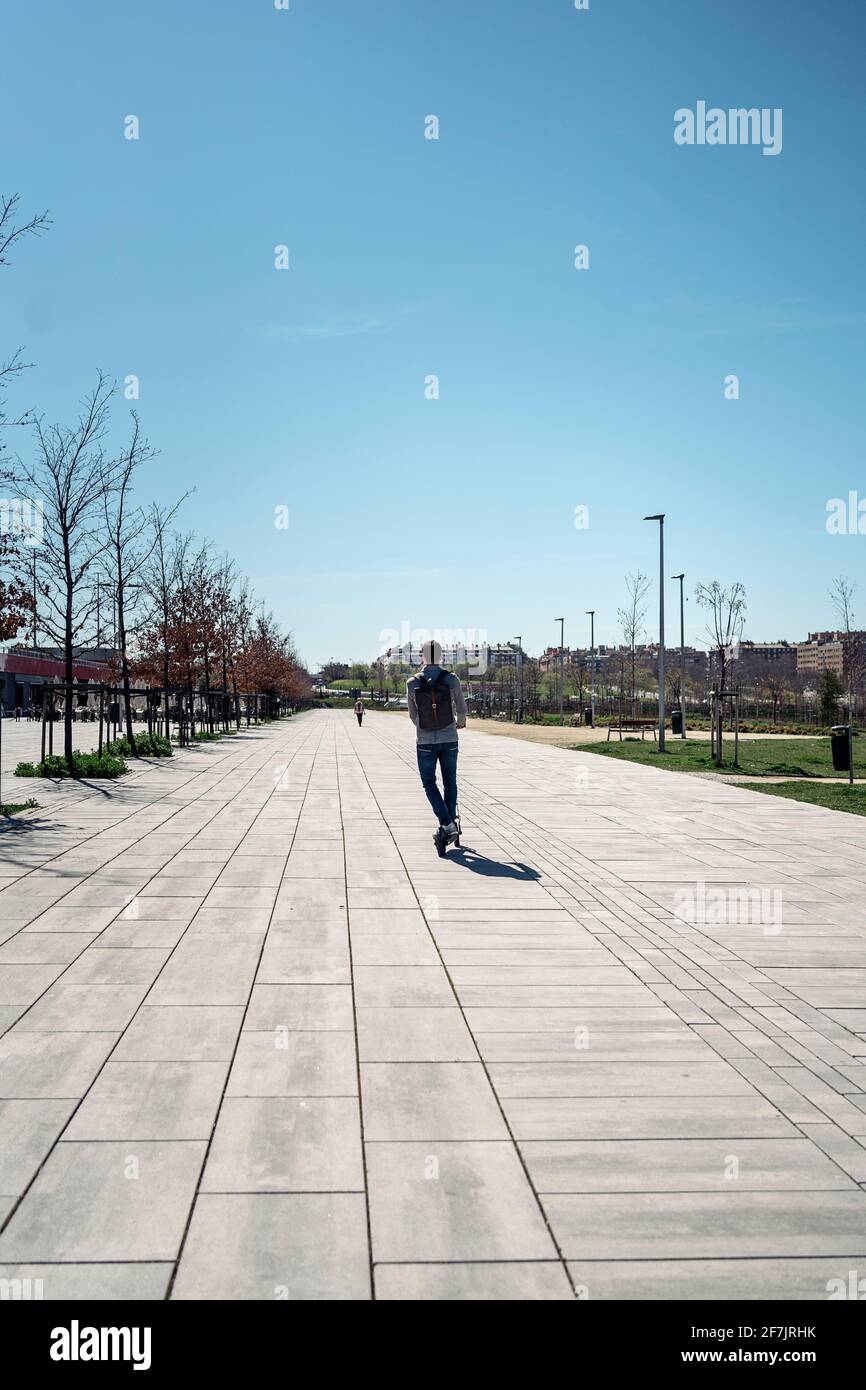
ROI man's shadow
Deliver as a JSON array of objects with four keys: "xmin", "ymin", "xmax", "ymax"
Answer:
[{"xmin": 447, "ymin": 846, "xmax": 541, "ymax": 881}]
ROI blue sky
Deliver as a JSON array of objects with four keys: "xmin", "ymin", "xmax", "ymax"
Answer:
[{"xmin": 3, "ymin": 0, "xmax": 865, "ymax": 669}]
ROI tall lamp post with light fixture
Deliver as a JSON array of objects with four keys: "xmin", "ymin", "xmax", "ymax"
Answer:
[
  {"xmin": 514, "ymin": 636, "xmax": 523, "ymax": 723},
  {"xmin": 672, "ymin": 573, "xmax": 686, "ymax": 737},
  {"xmin": 585, "ymin": 609, "xmax": 595, "ymax": 728},
  {"xmin": 555, "ymin": 617, "xmax": 564, "ymax": 726},
  {"xmin": 643, "ymin": 514, "xmax": 666, "ymax": 751}
]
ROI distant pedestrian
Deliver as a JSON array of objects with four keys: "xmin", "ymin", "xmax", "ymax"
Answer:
[
  {"xmin": 354, "ymin": 697, "xmax": 364, "ymax": 726},
  {"xmin": 407, "ymin": 639, "xmax": 467, "ymax": 856}
]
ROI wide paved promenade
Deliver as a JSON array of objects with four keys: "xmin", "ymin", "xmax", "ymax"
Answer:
[{"xmin": 1, "ymin": 709, "xmax": 865, "ymax": 1300}]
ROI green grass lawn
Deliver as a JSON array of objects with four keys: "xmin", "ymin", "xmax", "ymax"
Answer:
[
  {"xmin": 579, "ymin": 735, "xmax": 855, "ymax": 779},
  {"xmin": 1, "ymin": 798, "xmax": 39, "ymax": 817},
  {"xmin": 745, "ymin": 783, "xmax": 866, "ymax": 816}
]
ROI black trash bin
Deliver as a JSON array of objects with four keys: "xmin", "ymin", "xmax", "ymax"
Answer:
[
  {"xmin": 584, "ymin": 706, "xmax": 593, "ymax": 727},
  {"xmin": 831, "ymin": 725, "xmax": 852, "ymax": 772},
  {"xmin": 671, "ymin": 710, "xmax": 683, "ymax": 735}
]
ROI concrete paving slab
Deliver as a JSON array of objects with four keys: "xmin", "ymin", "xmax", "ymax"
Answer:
[
  {"xmin": 11, "ymin": 981, "xmax": 149, "ymax": 1033},
  {"xmin": 566, "ymin": 1258, "xmax": 866, "ymax": 1300},
  {"xmin": 374, "ymin": 1261, "xmax": 574, "ymax": 1300},
  {"xmin": 202, "ymin": 1096, "xmax": 364, "ymax": 1192},
  {"xmin": 544, "ymin": 1190, "xmax": 866, "ymax": 1259},
  {"xmin": 365, "ymin": 1140, "xmax": 557, "ymax": 1263},
  {"xmin": 0, "ymin": 1262, "xmax": 172, "ymax": 1300},
  {"xmin": 171, "ymin": 1193, "xmax": 370, "ymax": 1300},
  {"xmin": 244, "ymin": 983, "xmax": 354, "ymax": 1032},
  {"xmin": 488, "ymin": 1060, "xmax": 754, "ymax": 1098},
  {"xmin": 112, "ymin": 1006, "xmax": 244, "ymax": 1062},
  {"xmin": 503, "ymin": 1095, "xmax": 800, "ymax": 1141},
  {"xmin": 63, "ymin": 1060, "xmax": 228, "ymax": 1140},
  {"xmin": 0, "ymin": 1140, "xmax": 205, "ymax": 1261},
  {"xmin": 0, "ymin": 1031, "xmax": 120, "ymax": 1098},
  {"xmin": 148, "ymin": 939, "xmax": 260, "ymax": 1006},
  {"xmin": 226, "ymin": 1031, "xmax": 357, "ymax": 1097},
  {"xmin": 0, "ymin": 1099, "xmax": 76, "ymax": 1195},
  {"xmin": 361, "ymin": 1062, "xmax": 508, "ymax": 1140},
  {"xmin": 357, "ymin": 1007, "xmax": 477, "ymax": 1062},
  {"xmin": 521, "ymin": 1138, "xmax": 856, "ymax": 1192}
]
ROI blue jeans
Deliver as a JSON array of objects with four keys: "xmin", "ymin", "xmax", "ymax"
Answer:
[{"xmin": 416, "ymin": 742, "xmax": 458, "ymax": 826}]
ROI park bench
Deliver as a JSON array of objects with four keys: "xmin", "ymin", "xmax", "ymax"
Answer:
[{"xmin": 607, "ymin": 717, "xmax": 658, "ymax": 742}]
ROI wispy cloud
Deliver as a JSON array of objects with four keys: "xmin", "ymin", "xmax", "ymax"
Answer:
[
  {"xmin": 666, "ymin": 296, "xmax": 866, "ymax": 338},
  {"xmin": 257, "ymin": 567, "xmax": 442, "ymax": 584},
  {"xmin": 264, "ymin": 313, "xmax": 392, "ymax": 341}
]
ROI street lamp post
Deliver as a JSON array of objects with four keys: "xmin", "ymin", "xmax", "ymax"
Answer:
[
  {"xmin": 558, "ymin": 619, "xmax": 567, "ymax": 728},
  {"xmin": 32, "ymin": 553, "xmax": 38, "ymax": 650},
  {"xmin": 585, "ymin": 609, "xmax": 595, "ymax": 728},
  {"xmin": 672, "ymin": 574, "xmax": 686, "ymax": 737},
  {"xmin": 643, "ymin": 515, "xmax": 666, "ymax": 751},
  {"xmin": 514, "ymin": 636, "xmax": 523, "ymax": 724}
]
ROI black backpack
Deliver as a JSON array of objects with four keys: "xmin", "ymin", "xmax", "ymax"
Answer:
[{"xmin": 415, "ymin": 670, "xmax": 454, "ymax": 731}]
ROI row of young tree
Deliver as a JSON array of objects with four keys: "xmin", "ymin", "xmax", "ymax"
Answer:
[
  {"xmin": 1, "ymin": 194, "xmax": 311, "ymax": 772},
  {"xmin": 613, "ymin": 569, "xmax": 864, "ymax": 723},
  {"xmin": 442, "ymin": 649, "xmax": 854, "ymax": 726},
  {"xmin": 329, "ymin": 569, "xmax": 865, "ymax": 725}
]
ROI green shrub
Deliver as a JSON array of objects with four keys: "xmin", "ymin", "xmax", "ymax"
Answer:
[
  {"xmin": 106, "ymin": 732, "xmax": 172, "ymax": 758},
  {"xmin": 14, "ymin": 750, "xmax": 128, "ymax": 779},
  {"xmin": 1, "ymin": 798, "xmax": 39, "ymax": 816}
]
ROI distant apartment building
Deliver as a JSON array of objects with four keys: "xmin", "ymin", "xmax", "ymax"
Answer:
[
  {"xmin": 537, "ymin": 646, "xmax": 597, "ymax": 673},
  {"xmin": 796, "ymin": 631, "xmax": 848, "ymax": 678},
  {"xmin": 380, "ymin": 641, "xmax": 525, "ymax": 670},
  {"xmin": 738, "ymin": 640, "xmax": 794, "ymax": 663},
  {"xmin": 632, "ymin": 643, "xmax": 708, "ymax": 668}
]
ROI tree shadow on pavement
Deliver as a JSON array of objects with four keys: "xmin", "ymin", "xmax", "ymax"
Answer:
[{"xmin": 447, "ymin": 847, "xmax": 541, "ymax": 880}]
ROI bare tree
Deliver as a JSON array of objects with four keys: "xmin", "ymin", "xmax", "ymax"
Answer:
[
  {"xmin": 187, "ymin": 540, "xmax": 221, "ymax": 729},
  {"xmin": 1, "ymin": 194, "xmax": 50, "ymax": 642},
  {"xmin": 173, "ymin": 533, "xmax": 199, "ymax": 735},
  {"xmin": 0, "ymin": 194, "xmax": 50, "ymax": 268},
  {"xmin": 618, "ymin": 572, "xmax": 650, "ymax": 711},
  {"xmin": 211, "ymin": 553, "xmax": 250, "ymax": 728},
  {"xmin": 830, "ymin": 576, "xmax": 865, "ymax": 719},
  {"xmin": 100, "ymin": 414, "xmax": 168, "ymax": 748},
  {"xmin": 0, "ymin": 194, "xmax": 51, "ymax": 441},
  {"xmin": 138, "ymin": 504, "xmax": 180, "ymax": 738},
  {"xmin": 568, "ymin": 655, "xmax": 587, "ymax": 713},
  {"xmin": 761, "ymin": 670, "xmax": 788, "ymax": 725},
  {"xmin": 14, "ymin": 374, "xmax": 122, "ymax": 770},
  {"xmin": 231, "ymin": 577, "xmax": 255, "ymax": 725},
  {"xmin": 695, "ymin": 580, "xmax": 746, "ymax": 694}
]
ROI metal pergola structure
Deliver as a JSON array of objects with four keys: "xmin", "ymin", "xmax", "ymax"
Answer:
[{"xmin": 26, "ymin": 683, "xmax": 279, "ymax": 763}]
